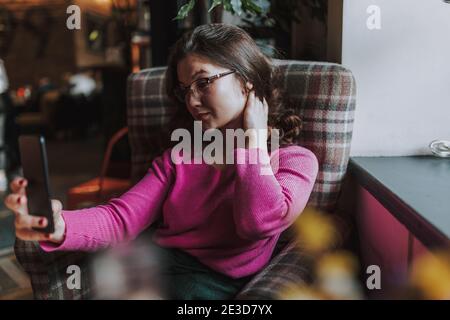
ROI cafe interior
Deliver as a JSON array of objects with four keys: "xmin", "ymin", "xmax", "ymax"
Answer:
[{"xmin": 0, "ymin": 0, "xmax": 448, "ymax": 300}]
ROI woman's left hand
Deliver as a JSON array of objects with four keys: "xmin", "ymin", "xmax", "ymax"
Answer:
[{"xmin": 243, "ymin": 90, "xmax": 268, "ymax": 149}]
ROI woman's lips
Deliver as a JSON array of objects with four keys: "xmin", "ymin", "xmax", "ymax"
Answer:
[{"xmin": 195, "ymin": 112, "xmax": 210, "ymax": 120}]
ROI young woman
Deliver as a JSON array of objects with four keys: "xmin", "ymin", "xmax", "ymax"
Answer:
[{"xmin": 5, "ymin": 24, "xmax": 319, "ymax": 299}]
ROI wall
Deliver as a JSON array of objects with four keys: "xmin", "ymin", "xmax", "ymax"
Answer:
[
  {"xmin": 1, "ymin": 0, "xmax": 76, "ymax": 89},
  {"xmin": 0, "ymin": 0, "xmax": 115, "ymax": 89},
  {"xmin": 341, "ymin": 0, "xmax": 450, "ymax": 156},
  {"xmin": 73, "ymin": 0, "xmax": 111, "ymax": 68}
]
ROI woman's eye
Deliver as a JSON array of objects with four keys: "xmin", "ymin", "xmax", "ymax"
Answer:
[{"xmin": 196, "ymin": 80, "xmax": 210, "ymax": 89}]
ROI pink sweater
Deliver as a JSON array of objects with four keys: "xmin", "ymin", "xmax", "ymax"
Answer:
[{"xmin": 40, "ymin": 146, "xmax": 318, "ymax": 279}]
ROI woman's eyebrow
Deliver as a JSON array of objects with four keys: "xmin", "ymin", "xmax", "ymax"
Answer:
[
  {"xmin": 178, "ymin": 69, "xmax": 208, "ymax": 87},
  {"xmin": 191, "ymin": 69, "xmax": 208, "ymax": 80},
  {"xmin": 178, "ymin": 69, "xmax": 209, "ymax": 86}
]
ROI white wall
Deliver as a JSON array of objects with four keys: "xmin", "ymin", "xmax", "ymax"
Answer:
[{"xmin": 342, "ymin": 0, "xmax": 450, "ymax": 156}]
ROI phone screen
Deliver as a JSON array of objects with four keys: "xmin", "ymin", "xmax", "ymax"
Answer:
[{"xmin": 18, "ymin": 135, "xmax": 55, "ymax": 234}]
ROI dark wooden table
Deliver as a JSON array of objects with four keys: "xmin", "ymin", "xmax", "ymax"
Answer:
[{"xmin": 349, "ymin": 156, "xmax": 450, "ymax": 249}]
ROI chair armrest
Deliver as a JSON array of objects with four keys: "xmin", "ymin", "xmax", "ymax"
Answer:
[
  {"xmin": 234, "ymin": 239, "xmax": 314, "ymax": 300},
  {"xmin": 233, "ymin": 203, "xmax": 356, "ymax": 301},
  {"xmin": 14, "ymin": 239, "xmax": 93, "ymax": 299},
  {"xmin": 98, "ymin": 126, "xmax": 129, "ymax": 198}
]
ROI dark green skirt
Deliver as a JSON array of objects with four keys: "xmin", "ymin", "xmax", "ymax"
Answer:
[{"xmin": 155, "ymin": 245, "xmax": 253, "ymax": 300}]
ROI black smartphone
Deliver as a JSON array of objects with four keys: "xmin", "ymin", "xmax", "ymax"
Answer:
[{"xmin": 18, "ymin": 135, "xmax": 55, "ymax": 234}]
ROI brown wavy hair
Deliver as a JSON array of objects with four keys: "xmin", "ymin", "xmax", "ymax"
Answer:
[{"xmin": 165, "ymin": 23, "xmax": 302, "ymax": 148}]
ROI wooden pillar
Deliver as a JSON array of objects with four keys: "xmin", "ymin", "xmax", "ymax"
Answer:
[
  {"xmin": 148, "ymin": 1, "xmax": 179, "ymax": 67},
  {"xmin": 326, "ymin": 0, "xmax": 343, "ymax": 63}
]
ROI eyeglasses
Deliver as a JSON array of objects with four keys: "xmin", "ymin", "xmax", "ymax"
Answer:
[{"xmin": 174, "ymin": 70, "xmax": 236, "ymax": 103}]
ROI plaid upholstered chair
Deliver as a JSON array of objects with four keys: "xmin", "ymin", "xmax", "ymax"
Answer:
[{"xmin": 14, "ymin": 60, "xmax": 356, "ymax": 299}]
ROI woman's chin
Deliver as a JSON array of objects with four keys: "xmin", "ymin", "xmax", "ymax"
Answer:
[
  {"xmin": 196, "ymin": 116, "xmax": 230, "ymax": 131},
  {"xmin": 199, "ymin": 117, "xmax": 220, "ymax": 130},
  {"xmin": 201, "ymin": 121, "xmax": 215, "ymax": 130}
]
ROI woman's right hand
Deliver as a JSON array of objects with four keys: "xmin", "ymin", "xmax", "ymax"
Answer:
[{"xmin": 4, "ymin": 177, "xmax": 66, "ymax": 244}]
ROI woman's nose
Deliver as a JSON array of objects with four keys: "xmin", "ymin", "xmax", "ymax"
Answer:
[{"xmin": 186, "ymin": 92, "xmax": 202, "ymax": 109}]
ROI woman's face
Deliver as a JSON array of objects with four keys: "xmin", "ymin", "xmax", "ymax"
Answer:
[{"xmin": 177, "ymin": 54, "xmax": 249, "ymax": 130}]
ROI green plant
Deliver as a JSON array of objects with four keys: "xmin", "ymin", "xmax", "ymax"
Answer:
[
  {"xmin": 173, "ymin": 0, "xmax": 328, "ymax": 58},
  {"xmin": 174, "ymin": 0, "xmax": 327, "ymax": 32},
  {"xmin": 174, "ymin": 0, "xmax": 270, "ymax": 21}
]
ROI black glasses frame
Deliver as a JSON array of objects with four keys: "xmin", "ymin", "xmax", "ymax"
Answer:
[{"xmin": 174, "ymin": 70, "xmax": 236, "ymax": 102}]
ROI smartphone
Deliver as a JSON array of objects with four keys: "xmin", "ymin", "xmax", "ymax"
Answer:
[{"xmin": 18, "ymin": 135, "xmax": 55, "ymax": 234}]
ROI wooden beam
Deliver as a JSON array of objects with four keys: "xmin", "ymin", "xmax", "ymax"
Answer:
[{"xmin": 327, "ymin": 0, "xmax": 343, "ymax": 63}]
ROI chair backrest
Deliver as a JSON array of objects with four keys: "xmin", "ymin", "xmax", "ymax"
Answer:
[{"xmin": 127, "ymin": 60, "xmax": 356, "ymax": 213}]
